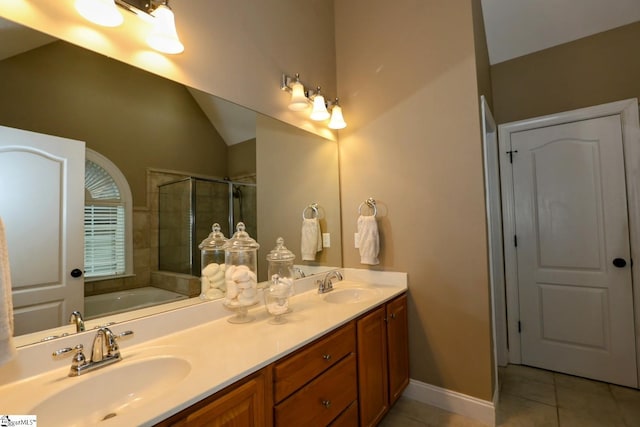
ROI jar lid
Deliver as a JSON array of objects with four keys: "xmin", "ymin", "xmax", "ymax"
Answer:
[
  {"xmin": 225, "ymin": 222, "xmax": 260, "ymax": 250},
  {"xmin": 198, "ymin": 223, "xmax": 227, "ymax": 250},
  {"xmin": 266, "ymin": 237, "xmax": 295, "ymax": 262}
]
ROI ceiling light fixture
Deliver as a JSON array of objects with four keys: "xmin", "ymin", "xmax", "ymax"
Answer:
[
  {"xmin": 75, "ymin": 0, "xmax": 184, "ymax": 54},
  {"xmin": 281, "ymin": 73, "xmax": 347, "ymax": 130}
]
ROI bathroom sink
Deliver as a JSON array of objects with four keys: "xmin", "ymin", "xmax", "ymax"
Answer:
[
  {"xmin": 323, "ymin": 284, "xmax": 381, "ymax": 304},
  {"xmin": 31, "ymin": 355, "xmax": 191, "ymax": 426}
]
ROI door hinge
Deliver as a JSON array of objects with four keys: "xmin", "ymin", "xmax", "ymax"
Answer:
[
  {"xmin": 506, "ymin": 149, "xmax": 518, "ymax": 163},
  {"xmin": 514, "ymin": 235, "xmax": 518, "ymax": 247},
  {"xmin": 518, "ymin": 321, "xmax": 521, "ymax": 333}
]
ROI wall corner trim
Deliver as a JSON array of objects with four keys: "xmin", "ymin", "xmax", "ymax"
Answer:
[{"xmin": 403, "ymin": 379, "xmax": 496, "ymax": 426}]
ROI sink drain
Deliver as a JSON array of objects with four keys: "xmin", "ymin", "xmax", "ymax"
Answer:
[{"xmin": 102, "ymin": 413, "xmax": 117, "ymax": 421}]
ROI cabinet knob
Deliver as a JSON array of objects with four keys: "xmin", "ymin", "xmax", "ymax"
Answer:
[
  {"xmin": 390, "ymin": 313, "xmax": 396, "ymax": 320},
  {"xmin": 321, "ymin": 400, "xmax": 331, "ymax": 408},
  {"xmin": 322, "ymin": 354, "xmax": 331, "ymax": 361}
]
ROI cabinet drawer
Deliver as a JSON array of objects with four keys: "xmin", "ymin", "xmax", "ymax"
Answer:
[
  {"xmin": 275, "ymin": 353, "xmax": 357, "ymax": 427},
  {"xmin": 330, "ymin": 401, "xmax": 358, "ymax": 427},
  {"xmin": 274, "ymin": 322, "xmax": 355, "ymax": 402}
]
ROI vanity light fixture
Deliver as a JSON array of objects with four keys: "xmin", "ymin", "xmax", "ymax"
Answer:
[
  {"xmin": 310, "ymin": 87, "xmax": 330, "ymax": 121},
  {"xmin": 146, "ymin": 1, "xmax": 184, "ymax": 54},
  {"xmin": 281, "ymin": 73, "xmax": 347, "ymax": 129},
  {"xmin": 288, "ymin": 74, "xmax": 309, "ymax": 111},
  {"xmin": 75, "ymin": 0, "xmax": 124, "ymax": 27},
  {"xmin": 328, "ymin": 99, "xmax": 347, "ymax": 130},
  {"xmin": 75, "ymin": 0, "xmax": 185, "ymax": 54}
]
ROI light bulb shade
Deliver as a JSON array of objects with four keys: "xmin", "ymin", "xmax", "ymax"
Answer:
[
  {"xmin": 328, "ymin": 105, "xmax": 347, "ymax": 129},
  {"xmin": 147, "ymin": 4, "xmax": 185, "ymax": 54},
  {"xmin": 310, "ymin": 95, "xmax": 330, "ymax": 121},
  {"xmin": 75, "ymin": 0, "xmax": 123, "ymax": 27},
  {"xmin": 288, "ymin": 81, "xmax": 308, "ymax": 111}
]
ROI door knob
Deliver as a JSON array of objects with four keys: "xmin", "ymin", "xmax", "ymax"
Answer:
[
  {"xmin": 612, "ymin": 258, "xmax": 627, "ymax": 268},
  {"xmin": 70, "ymin": 268, "xmax": 83, "ymax": 278}
]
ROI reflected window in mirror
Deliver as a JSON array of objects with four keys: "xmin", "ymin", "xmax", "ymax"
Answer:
[{"xmin": 84, "ymin": 149, "xmax": 133, "ymax": 280}]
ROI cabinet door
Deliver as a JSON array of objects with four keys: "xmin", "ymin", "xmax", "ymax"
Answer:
[
  {"xmin": 357, "ymin": 305, "xmax": 388, "ymax": 427},
  {"xmin": 387, "ymin": 294, "xmax": 409, "ymax": 405},
  {"xmin": 156, "ymin": 368, "xmax": 271, "ymax": 427}
]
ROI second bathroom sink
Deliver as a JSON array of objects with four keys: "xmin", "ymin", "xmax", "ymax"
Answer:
[{"xmin": 323, "ymin": 282, "xmax": 381, "ymax": 304}]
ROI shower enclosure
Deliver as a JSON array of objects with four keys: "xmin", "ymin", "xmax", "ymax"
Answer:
[{"xmin": 158, "ymin": 177, "xmax": 257, "ymax": 276}]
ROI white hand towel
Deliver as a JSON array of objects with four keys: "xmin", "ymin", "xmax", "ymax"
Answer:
[
  {"xmin": 0, "ymin": 217, "xmax": 16, "ymax": 365},
  {"xmin": 301, "ymin": 217, "xmax": 323, "ymax": 261},
  {"xmin": 357, "ymin": 215, "xmax": 380, "ymax": 265}
]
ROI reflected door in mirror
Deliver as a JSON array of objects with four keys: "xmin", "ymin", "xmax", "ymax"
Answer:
[{"xmin": 0, "ymin": 125, "xmax": 85, "ymax": 335}]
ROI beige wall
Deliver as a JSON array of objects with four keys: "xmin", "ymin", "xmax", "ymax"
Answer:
[
  {"xmin": 491, "ymin": 21, "xmax": 640, "ymax": 124},
  {"xmin": 256, "ymin": 114, "xmax": 341, "ymax": 281},
  {"xmin": 335, "ymin": 0, "xmax": 493, "ymax": 400},
  {"xmin": 0, "ymin": 41, "xmax": 228, "ymax": 206},
  {"xmin": 228, "ymin": 139, "xmax": 257, "ymax": 179}
]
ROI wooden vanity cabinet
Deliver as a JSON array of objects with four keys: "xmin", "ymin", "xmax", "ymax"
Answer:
[
  {"xmin": 154, "ymin": 292, "xmax": 408, "ymax": 427},
  {"xmin": 357, "ymin": 293, "xmax": 409, "ymax": 427},
  {"xmin": 154, "ymin": 367, "xmax": 273, "ymax": 427}
]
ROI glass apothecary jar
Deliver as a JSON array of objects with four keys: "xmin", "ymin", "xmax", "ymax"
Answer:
[
  {"xmin": 266, "ymin": 237, "xmax": 295, "ymax": 295},
  {"xmin": 265, "ymin": 237, "xmax": 295, "ymax": 324},
  {"xmin": 223, "ymin": 222, "xmax": 260, "ymax": 323},
  {"xmin": 198, "ymin": 223, "xmax": 227, "ymax": 301}
]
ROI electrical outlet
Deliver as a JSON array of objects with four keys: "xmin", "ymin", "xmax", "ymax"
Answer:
[
  {"xmin": 322, "ymin": 233, "xmax": 331, "ymax": 248},
  {"xmin": 354, "ymin": 232, "xmax": 360, "ymax": 248}
]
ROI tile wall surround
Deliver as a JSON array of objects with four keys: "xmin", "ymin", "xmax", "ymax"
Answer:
[
  {"xmin": 85, "ymin": 169, "xmax": 187, "ymax": 296},
  {"xmin": 151, "ymin": 271, "xmax": 200, "ymax": 297},
  {"xmin": 86, "ymin": 169, "xmax": 255, "ymax": 296}
]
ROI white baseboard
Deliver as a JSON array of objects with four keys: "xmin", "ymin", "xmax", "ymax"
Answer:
[{"xmin": 402, "ymin": 379, "xmax": 496, "ymax": 426}]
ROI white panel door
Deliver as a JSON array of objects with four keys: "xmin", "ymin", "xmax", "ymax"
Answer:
[
  {"xmin": 512, "ymin": 115, "xmax": 638, "ymax": 387},
  {"xmin": 0, "ymin": 125, "xmax": 85, "ymax": 335}
]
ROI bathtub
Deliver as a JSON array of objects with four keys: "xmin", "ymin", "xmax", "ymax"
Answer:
[{"xmin": 85, "ymin": 286, "xmax": 189, "ymax": 319}]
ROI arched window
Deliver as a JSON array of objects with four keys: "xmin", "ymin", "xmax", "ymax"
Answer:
[{"xmin": 84, "ymin": 149, "xmax": 133, "ymax": 279}]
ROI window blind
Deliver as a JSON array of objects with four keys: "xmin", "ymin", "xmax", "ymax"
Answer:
[{"xmin": 84, "ymin": 204, "xmax": 125, "ymax": 278}]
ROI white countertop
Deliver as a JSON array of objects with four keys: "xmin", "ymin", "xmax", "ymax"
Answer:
[{"xmin": 0, "ymin": 268, "xmax": 407, "ymax": 426}]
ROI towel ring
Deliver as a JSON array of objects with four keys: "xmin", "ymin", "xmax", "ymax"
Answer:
[
  {"xmin": 302, "ymin": 203, "xmax": 319, "ymax": 220},
  {"xmin": 358, "ymin": 198, "xmax": 377, "ymax": 217}
]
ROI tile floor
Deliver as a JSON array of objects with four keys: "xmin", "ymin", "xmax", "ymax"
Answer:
[{"xmin": 380, "ymin": 364, "xmax": 640, "ymax": 427}]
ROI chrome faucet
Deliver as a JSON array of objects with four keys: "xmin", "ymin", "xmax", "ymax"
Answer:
[
  {"xmin": 69, "ymin": 310, "xmax": 85, "ymax": 332},
  {"xmin": 293, "ymin": 267, "xmax": 306, "ymax": 278},
  {"xmin": 91, "ymin": 327, "xmax": 119, "ymax": 363},
  {"xmin": 53, "ymin": 327, "xmax": 134, "ymax": 377},
  {"xmin": 317, "ymin": 270, "xmax": 343, "ymax": 294}
]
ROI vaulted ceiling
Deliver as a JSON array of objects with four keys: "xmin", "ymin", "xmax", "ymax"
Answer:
[{"xmin": 481, "ymin": 0, "xmax": 640, "ymax": 64}]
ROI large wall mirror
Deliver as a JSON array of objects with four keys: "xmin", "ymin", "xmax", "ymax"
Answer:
[{"xmin": 0, "ymin": 17, "xmax": 342, "ymax": 345}]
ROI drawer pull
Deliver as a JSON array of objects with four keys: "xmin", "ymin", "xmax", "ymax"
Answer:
[
  {"xmin": 322, "ymin": 354, "xmax": 331, "ymax": 361},
  {"xmin": 321, "ymin": 400, "xmax": 332, "ymax": 408}
]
